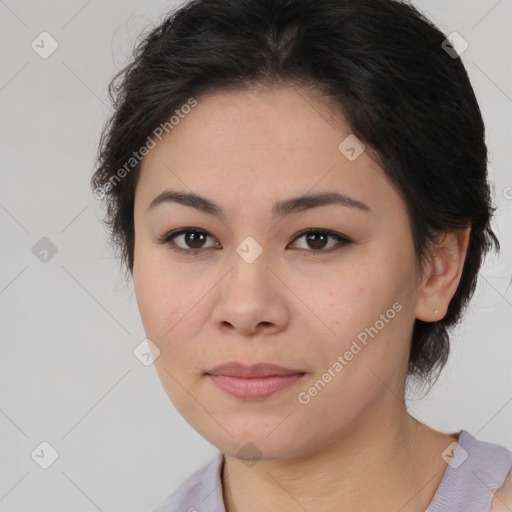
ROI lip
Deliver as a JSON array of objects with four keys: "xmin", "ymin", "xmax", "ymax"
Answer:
[
  {"xmin": 207, "ymin": 374, "xmax": 305, "ymax": 400},
  {"xmin": 206, "ymin": 361, "xmax": 305, "ymax": 378},
  {"xmin": 205, "ymin": 362, "xmax": 306, "ymax": 400}
]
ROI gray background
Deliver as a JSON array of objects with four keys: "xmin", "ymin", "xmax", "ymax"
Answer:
[{"xmin": 1, "ymin": 1, "xmax": 511, "ymax": 511}]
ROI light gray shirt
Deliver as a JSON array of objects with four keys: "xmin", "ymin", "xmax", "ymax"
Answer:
[{"xmin": 151, "ymin": 430, "xmax": 512, "ymax": 512}]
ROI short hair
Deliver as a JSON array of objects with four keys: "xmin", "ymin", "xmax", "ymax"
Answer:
[{"xmin": 91, "ymin": 0, "xmax": 500, "ymax": 384}]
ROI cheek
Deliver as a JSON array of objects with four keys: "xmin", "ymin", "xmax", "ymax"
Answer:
[
  {"xmin": 133, "ymin": 246, "xmax": 183, "ymax": 341},
  {"xmin": 315, "ymin": 265, "xmax": 411, "ymax": 370},
  {"xmin": 134, "ymin": 260, "xmax": 204, "ymax": 406},
  {"xmin": 133, "ymin": 250, "xmax": 212, "ymax": 376},
  {"xmin": 318, "ymin": 267, "xmax": 386, "ymax": 333},
  {"xmin": 135, "ymin": 277, "xmax": 193, "ymax": 350}
]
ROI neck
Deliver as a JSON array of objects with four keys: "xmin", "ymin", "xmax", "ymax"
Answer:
[{"xmin": 221, "ymin": 401, "xmax": 455, "ymax": 512}]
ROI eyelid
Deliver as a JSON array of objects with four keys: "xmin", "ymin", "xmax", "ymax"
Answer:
[
  {"xmin": 157, "ymin": 227, "xmax": 352, "ymax": 255},
  {"xmin": 289, "ymin": 228, "xmax": 352, "ymax": 253},
  {"xmin": 157, "ymin": 228, "xmax": 219, "ymax": 254}
]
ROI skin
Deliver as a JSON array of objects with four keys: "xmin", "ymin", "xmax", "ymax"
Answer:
[
  {"xmin": 132, "ymin": 84, "xmax": 471, "ymax": 512},
  {"xmin": 491, "ymin": 475, "xmax": 512, "ymax": 511}
]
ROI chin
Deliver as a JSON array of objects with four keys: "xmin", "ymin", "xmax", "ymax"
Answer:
[{"xmin": 192, "ymin": 417, "xmax": 317, "ymax": 462}]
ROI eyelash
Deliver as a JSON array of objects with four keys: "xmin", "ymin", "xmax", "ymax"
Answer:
[{"xmin": 156, "ymin": 228, "xmax": 352, "ymax": 256}]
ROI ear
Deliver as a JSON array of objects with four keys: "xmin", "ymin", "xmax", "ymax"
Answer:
[{"xmin": 414, "ymin": 226, "xmax": 471, "ymax": 322}]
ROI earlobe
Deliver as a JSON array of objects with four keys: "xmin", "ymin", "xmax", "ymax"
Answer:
[{"xmin": 414, "ymin": 226, "xmax": 471, "ymax": 322}]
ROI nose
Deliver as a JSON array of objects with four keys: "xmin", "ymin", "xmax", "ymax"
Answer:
[{"xmin": 210, "ymin": 250, "xmax": 290, "ymax": 337}]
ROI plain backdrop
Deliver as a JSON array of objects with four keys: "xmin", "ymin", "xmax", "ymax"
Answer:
[{"xmin": 1, "ymin": 1, "xmax": 511, "ymax": 511}]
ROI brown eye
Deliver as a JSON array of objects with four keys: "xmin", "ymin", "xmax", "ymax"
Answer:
[
  {"xmin": 291, "ymin": 229, "xmax": 351, "ymax": 254},
  {"xmin": 182, "ymin": 230, "xmax": 208, "ymax": 249},
  {"xmin": 158, "ymin": 228, "xmax": 219, "ymax": 253},
  {"xmin": 305, "ymin": 232, "xmax": 329, "ymax": 250}
]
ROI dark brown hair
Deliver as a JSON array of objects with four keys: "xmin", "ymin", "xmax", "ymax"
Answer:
[{"xmin": 91, "ymin": 0, "xmax": 500, "ymax": 384}]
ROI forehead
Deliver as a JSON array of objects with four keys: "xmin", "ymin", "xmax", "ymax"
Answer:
[
  {"xmin": 144, "ymin": 85, "xmax": 351, "ymax": 165},
  {"xmin": 135, "ymin": 85, "xmax": 402, "ymax": 220}
]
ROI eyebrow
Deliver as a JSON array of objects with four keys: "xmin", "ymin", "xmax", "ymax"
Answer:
[{"xmin": 146, "ymin": 189, "xmax": 371, "ymax": 218}]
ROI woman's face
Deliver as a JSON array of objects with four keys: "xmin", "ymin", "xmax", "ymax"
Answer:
[{"xmin": 133, "ymin": 85, "xmax": 425, "ymax": 460}]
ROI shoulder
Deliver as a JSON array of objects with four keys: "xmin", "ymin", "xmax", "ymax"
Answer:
[
  {"xmin": 427, "ymin": 430, "xmax": 512, "ymax": 512},
  {"xmin": 459, "ymin": 430, "xmax": 512, "ymax": 473},
  {"xmin": 150, "ymin": 452, "xmax": 225, "ymax": 512}
]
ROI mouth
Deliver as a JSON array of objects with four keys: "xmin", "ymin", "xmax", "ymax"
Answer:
[
  {"xmin": 205, "ymin": 361, "xmax": 306, "ymax": 400},
  {"xmin": 206, "ymin": 361, "xmax": 305, "ymax": 378}
]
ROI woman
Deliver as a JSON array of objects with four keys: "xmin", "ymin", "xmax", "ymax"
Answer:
[{"xmin": 91, "ymin": 0, "xmax": 512, "ymax": 510}]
